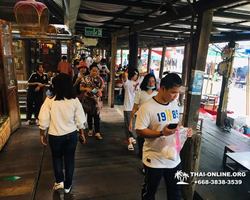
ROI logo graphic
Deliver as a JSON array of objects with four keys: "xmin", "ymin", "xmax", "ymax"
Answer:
[
  {"xmin": 133, "ymin": 82, "xmax": 139, "ymax": 92},
  {"xmin": 174, "ymin": 170, "xmax": 189, "ymax": 185}
]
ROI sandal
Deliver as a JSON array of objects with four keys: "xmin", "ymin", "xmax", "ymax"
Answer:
[
  {"xmin": 128, "ymin": 144, "xmax": 134, "ymax": 151},
  {"xmin": 95, "ymin": 133, "xmax": 102, "ymax": 140},
  {"xmin": 25, "ymin": 120, "xmax": 31, "ymax": 126},
  {"xmin": 88, "ymin": 131, "xmax": 93, "ymax": 137},
  {"xmin": 78, "ymin": 135, "xmax": 86, "ymax": 144},
  {"xmin": 131, "ymin": 138, "xmax": 136, "ymax": 144}
]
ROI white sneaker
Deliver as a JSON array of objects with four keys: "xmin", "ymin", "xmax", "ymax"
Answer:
[
  {"xmin": 128, "ymin": 144, "xmax": 134, "ymax": 151},
  {"xmin": 131, "ymin": 138, "xmax": 136, "ymax": 144},
  {"xmin": 65, "ymin": 185, "xmax": 72, "ymax": 193}
]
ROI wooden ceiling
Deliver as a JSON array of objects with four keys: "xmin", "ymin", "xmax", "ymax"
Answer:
[
  {"xmin": 76, "ymin": 0, "xmax": 250, "ymax": 47},
  {"xmin": 0, "ymin": 1, "xmax": 250, "ymax": 47}
]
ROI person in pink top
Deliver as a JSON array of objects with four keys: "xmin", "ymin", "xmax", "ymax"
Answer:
[{"xmin": 58, "ymin": 56, "xmax": 72, "ymax": 75}]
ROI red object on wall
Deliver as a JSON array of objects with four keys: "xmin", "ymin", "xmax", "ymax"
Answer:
[{"xmin": 43, "ymin": 47, "xmax": 49, "ymax": 54}]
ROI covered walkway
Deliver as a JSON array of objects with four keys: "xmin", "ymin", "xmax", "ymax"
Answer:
[{"xmin": 0, "ymin": 105, "xmax": 250, "ymax": 200}]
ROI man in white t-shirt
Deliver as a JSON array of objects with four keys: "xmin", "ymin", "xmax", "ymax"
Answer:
[
  {"xmin": 122, "ymin": 67, "xmax": 147, "ymax": 151},
  {"xmin": 135, "ymin": 73, "xmax": 193, "ymax": 200},
  {"xmin": 97, "ymin": 59, "xmax": 110, "ymax": 74}
]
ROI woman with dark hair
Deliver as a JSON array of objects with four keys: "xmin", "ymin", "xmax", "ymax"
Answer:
[
  {"xmin": 80, "ymin": 64, "xmax": 103, "ymax": 140},
  {"xmin": 39, "ymin": 73, "xmax": 86, "ymax": 195},
  {"xmin": 122, "ymin": 67, "xmax": 147, "ymax": 151},
  {"xmin": 26, "ymin": 63, "xmax": 48, "ymax": 126},
  {"xmin": 129, "ymin": 74, "xmax": 158, "ymax": 171}
]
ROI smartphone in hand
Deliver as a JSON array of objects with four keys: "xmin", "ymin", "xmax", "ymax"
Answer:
[{"xmin": 168, "ymin": 123, "xmax": 178, "ymax": 129}]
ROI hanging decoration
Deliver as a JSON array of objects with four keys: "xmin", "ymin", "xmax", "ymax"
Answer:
[
  {"xmin": 14, "ymin": 0, "xmax": 49, "ymax": 37},
  {"xmin": 217, "ymin": 61, "xmax": 229, "ymax": 76},
  {"xmin": 221, "ymin": 45, "xmax": 232, "ymax": 61}
]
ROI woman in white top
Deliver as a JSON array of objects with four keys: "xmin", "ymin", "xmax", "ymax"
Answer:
[
  {"xmin": 129, "ymin": 74, "xmax": 158, "ymax": 153},
  {"xmin": 39, "ymin": 73, "xmax": 86, "ymax": 196}
]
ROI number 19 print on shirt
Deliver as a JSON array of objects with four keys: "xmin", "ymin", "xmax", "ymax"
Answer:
[{"xmin": 157, "ymin": 109, "xmax": 179, "ymax": 122}]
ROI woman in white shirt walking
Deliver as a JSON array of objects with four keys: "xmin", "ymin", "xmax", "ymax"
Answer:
[
  {"xmin": 129, "ymin": 74, "xmax": 158, "ymax": 155},
  {"xmin": 39, "ymin": 73, "xmax": 86, "ymax": 195}
]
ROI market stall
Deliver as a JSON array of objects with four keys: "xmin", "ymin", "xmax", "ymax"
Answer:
[{"xmin": 0, "ymin": 19, "xmax": 21, "ymax": 150}]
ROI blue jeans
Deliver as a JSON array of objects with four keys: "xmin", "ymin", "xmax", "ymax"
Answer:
[
  {"xmin": 49, "ymin": 131, "xmax": 78, "ymax": 189},
  {"xmin": 142, "ymin": 163, "xmax": 182, "ymax": 200}
]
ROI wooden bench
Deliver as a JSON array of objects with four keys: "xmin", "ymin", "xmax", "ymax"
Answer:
[{"xmin": 222, "ymin": 145, "xmax": 250, "ymax": 171}]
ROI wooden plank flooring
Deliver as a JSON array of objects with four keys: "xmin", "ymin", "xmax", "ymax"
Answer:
[
  {"xmin": 0, "ymin": 124, "xmax": 44, "ymax": 200},
  {"xmin": 1, "ymin": 105, "xmax": 250, "ymax": 200},
  {"xmin": 34, "ymin": 107, "xmax": 168, "ymax": 200},
  {"xmin": 196, "ymin": 118, "xmax": 250, "ymax": 200}
]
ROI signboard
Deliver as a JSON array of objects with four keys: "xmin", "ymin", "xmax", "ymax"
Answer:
[
  {"xmin": 85, "ymin": 27, "xmax": 102, "ymax": 37},
  {"xmin": 188, "ymin": 70, "xmax": 204, "ymax": 95}
]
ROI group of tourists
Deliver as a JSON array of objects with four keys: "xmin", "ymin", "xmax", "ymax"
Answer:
[{"xmin": 25, "ymin": 54, "xmax": 193, "ymax": 200}]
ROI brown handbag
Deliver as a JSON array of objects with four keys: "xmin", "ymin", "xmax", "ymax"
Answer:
[{"xmin": 82, "ymin": 95, "xmax": 97, "ymax": 115}]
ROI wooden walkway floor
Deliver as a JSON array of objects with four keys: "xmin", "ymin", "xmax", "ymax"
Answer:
[{"xmin": 0, "ymin": 105, "xmax": 250, "ymax": 200}]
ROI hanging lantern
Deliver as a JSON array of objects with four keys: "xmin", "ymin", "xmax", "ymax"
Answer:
[{"xmin": 14, "ymin": 0, "xmax": 49, "ymax": 37}]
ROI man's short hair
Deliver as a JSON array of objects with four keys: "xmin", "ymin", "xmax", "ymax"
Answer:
[
  {"xmin": 62, "ymin": 56, "xmax": 67, "ymax": 60},
  {"xmin": 36, "ymin": 62, "xmax": 43, "ymax": 70},
  {"xmin": 160, "ymin": 73, "xmax": 182, "ymax": 90}
]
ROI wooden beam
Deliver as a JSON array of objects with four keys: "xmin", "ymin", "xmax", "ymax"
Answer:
[
  {"xmin": 179, "ymin": 42, "xmax": 190, "ymax": 107},
  {"xmin": 78, "ymin": 9, "xmax": 146, "ymax": 20},
  {"xmin": 112, "ymin": 0, "xmax": 243, "ymax": 37},
  {"xmin": 120, "ymin": 49, "xmax": 123, "ymax": 66},
  {"xmin": 141, "ymin": 30, "xmax": 190, "ymax": 38},
  {"xmin": 76, "ymin": 19, "xmax": 131, "ymax": 27},
  {"xmin": 159, "ymin": 45, "xmax": 166, "ymax": 79},
  {"xmin": 83, "ymin": 0, "xmax": 170, "ymax": 11},
  {"xmin": 108, "ymin": 36, "xmax": 117, "ymax": 108},
  {"xmin": 247, "ymin": 56, "xmax": 250, "ymax": 116},
  {"xmin": 129, "ymin": 32, "xmax": 139, "ymax": 68},
  {"xmin": 147, "ymin": 46, "xmax": 152, "ymax": 73},
  {"xmin": 182, "ymin": 9, "xmax": 214, "ymax": 199},
  {"xmin": 214, "ymin": 11, "xmax": 250, "ymax": 21},
  {"xmin": 163, "ymin": 19, "xmax": 250, "ymax": 32},
  {"xmin": 217, "ymin": 2, "xmax": 250, "ymax": 11}
]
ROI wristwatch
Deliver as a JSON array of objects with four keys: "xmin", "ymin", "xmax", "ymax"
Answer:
[{"xmin": 159, "ymin": 131, "xmax": 164, "ymax": 137}]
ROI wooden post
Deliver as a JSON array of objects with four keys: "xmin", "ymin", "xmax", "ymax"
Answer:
[
  {"xmin": 139, "ymin": 48, "xmax": 142, "ymax": 57},
  {"xmin": 108, "ymin": 36, "xmax": 117, "ymax": 108},
  {"xmin": 247, "ymin": 56, "xmax": 250, "ymax": 116},
  {"xmin": 205, "ymin": 61, "xmax": 213, "ymax": 94},
  {"xmin": 147, "ymin": 46, "xmax": 152, "ymax": 73},
  {"xmin": 120, "ymin": 49, "xmax": 123, "ymax": 66},
  {"xmin": 159, "ymin": 45, "xmax": 166, "ymax": 79},
  {"xmin": 181, "ymin": 9, "xmax": 214, "ymax": 200},
  {"xmin": 102, "ymin": 48, "xmax": 104, "ymax": 58},
  {"xmin": 129, "ymin": 32, "xmax": 139, "ymax": 68},
  {"xmin": 216, "ymin": 40, "xmax": 236, "ymax": 126},
  {"xmin": 179, "ymin": 42, "xmax": 190, "ymax": 107}
]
